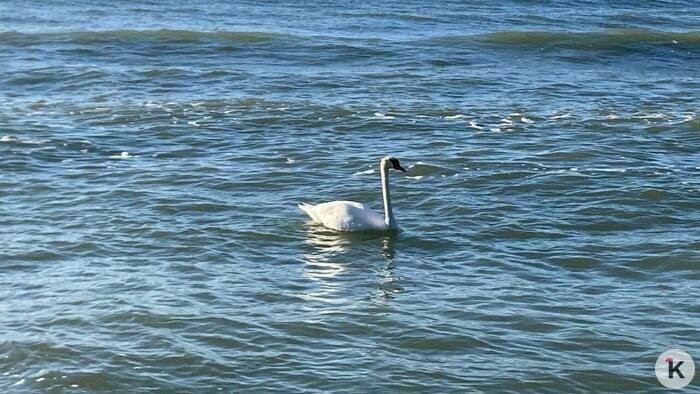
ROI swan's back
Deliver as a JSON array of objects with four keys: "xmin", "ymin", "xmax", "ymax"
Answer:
[{"xmin": 298, "ymin": 201, "xmax": 387, "ymax": 231}]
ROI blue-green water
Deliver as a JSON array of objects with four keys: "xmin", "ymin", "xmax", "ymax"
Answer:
[{"xmin": 1, "ymin": 1, "xmax": 699, "ymax": 392}]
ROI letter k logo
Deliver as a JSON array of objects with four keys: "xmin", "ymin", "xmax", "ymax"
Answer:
[
  {"xmin": 667, "ymin": 357, "xmax": 685, "ymax": 379},
  {"xmin": 656, "ymin": 349, "xmax": 694, "ymax": 389}
]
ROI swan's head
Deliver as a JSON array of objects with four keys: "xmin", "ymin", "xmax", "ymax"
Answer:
[{"xmin": 381, "ymin": 156, "xmax": 406, "ymax": 173}]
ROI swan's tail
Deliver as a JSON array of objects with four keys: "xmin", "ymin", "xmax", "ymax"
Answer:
[{"xmin": 298, "ymin": 202, "xmax": 320, "ymax": 223}]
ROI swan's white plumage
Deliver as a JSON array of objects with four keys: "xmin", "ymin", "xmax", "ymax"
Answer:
[
  {"xmin": 298, "ymin": 156, "xmax": 406, "ymax": 232},
  {"xmin": 298, "ymin": 201, "xmax": 387, "ymax": 231}
]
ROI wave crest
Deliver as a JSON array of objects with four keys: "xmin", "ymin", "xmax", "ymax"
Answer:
[
  {"xmin": 426, "ymin": 29, "xmax": 700, "ymax": 48},
  {"xmin": 0, "ymin": 29, "xmax": 284, "ymax": 44}
]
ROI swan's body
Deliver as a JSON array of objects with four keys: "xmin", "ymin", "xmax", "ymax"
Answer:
[
  {"xmin": 298, "ymin": 201, "xmax": 388, "ymax": 231},
  {"xmin": 298, "ymin": 157, "xmax": 406, "ymax": 232}
]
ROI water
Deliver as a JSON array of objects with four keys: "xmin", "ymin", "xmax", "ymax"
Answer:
[{"xmin": 1, "ymin": 1, "xmax": 699, "ymax": 392}]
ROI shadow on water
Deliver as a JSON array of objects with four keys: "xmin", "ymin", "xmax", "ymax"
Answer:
[{"xmin": 300, "ymin": 224, "xmax": 403, "ymax": 301}]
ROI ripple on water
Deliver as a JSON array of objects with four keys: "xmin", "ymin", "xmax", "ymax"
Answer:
[{"xmin": 1, "ymin": 3, "xmax": 699, "ymax": 391}]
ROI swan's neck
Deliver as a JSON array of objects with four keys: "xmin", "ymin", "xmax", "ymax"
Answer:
[{"xmin": 381, "ymin": 164, "xmax": 397, "ymax": 229}]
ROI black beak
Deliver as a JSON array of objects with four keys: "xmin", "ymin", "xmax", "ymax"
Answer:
[{"xmin": 388, "ymin": 157, "xmax": 407, "ymax": 173}]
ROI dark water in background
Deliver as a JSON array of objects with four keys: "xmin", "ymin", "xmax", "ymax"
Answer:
[{"xmin": 1, "ymin": 1, "xmax": 699, "ymax": 392}]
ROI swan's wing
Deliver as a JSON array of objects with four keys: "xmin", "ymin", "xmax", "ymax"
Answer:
[
  {"xmin": 299, "ymin": 201, "xmax": 385, "ymax": 231},
  {"xmin": 299, "ymin": 201, "xmax": 364, "ymax": 224},
  {"xmin": 327, "ymin": 201, "xmax": 365, "ymax": 210},
  {"xmin": 298, "ymin": 202, "xmax": 322, "ymax": 223}
]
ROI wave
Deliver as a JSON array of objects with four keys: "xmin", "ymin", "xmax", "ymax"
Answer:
[
  {"xmin": 424, "ymin": 28, "xmax": 700, "ymax": 48},
  {"xmin": 2, "ymin": 28, "xmax": 698, "ymax": 49},
  {"xmin": 0, "ymin": 29, "xmax": 286, "ymax": 44}
]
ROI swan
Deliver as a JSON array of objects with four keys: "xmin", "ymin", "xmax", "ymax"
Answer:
[{"xmin": 298, "ymin": 156, "xmax": 407, "ymax": 232}]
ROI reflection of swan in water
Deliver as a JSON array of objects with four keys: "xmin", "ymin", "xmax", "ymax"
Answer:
[
  {"xmin": 375, "ymin": 232, "xmax": 404, "ymax": 301},
  {"xmin": 381, "ymin": 233, "xmax": 398, "ymax": 260},
  {"xmin": 301, "ymin": 227, "xmax": 389, "ymax": 281},
  {"xmin": 300, "ymin": 225, "xmax": 404, "ymax": 302},
  {"xmin": 303, "ymin": 225, "xmax": 398, "ymax": 255},
  {"xmin": 301, "ymin": 226, "xmax": 353, "ymax": 284}
]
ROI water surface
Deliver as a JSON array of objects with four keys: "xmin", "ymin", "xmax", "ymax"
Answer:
[{"xmin": 1, "ymin": 1, "xmax": 699, "ymax": 392}]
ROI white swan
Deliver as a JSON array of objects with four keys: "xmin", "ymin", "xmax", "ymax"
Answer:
[{"xmin": 298, "ymin": 157, "xmax": 407, "ymax": 232}]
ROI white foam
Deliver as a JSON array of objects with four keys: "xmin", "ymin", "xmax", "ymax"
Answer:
[
  {"xmin": 82, "ymin": 107, "xmax": 109, "ymax": 113},
  {"xmin": 673, "ymin": 116, "xmax": 693, "ymax": 125},
  {"xmin": 36, "ymin": 378, "xmax": 45, "ymax": 382},
  {"xmin": 353, "ymin": 168, "xmax": 375, "ymax": 175},
  {"xmin": 374, "ymin": 112, "xmax": 395, "ymax": 120},
  {"xmin": 520, "ymin": 117, "xmax": 534, "ymax": 124},
  {"xmin": 409, "ymin": 161, "xmax": 431, "ymax": 169},
  {"xmin": 286, "ymin": 158, "xmax": 295, "ymax": 164},
  {"xmin": 1, "ymin": 135, "xmax": 44, "ymax": 144},
  {"xmin": 468, "ymin": 121, "xmax": 484, "ymax": 130},
  {"xmin": 109, "ymin": 151, "xmax": 132, "ymax": 159},
  {"xmin": 490, "ymin": 127, "xmax": 501, "ymax": 132},
  {"xmin": 407, "ymin": 175, "xmax": 424, "ymax": 180},
  {"xmin": 549, "ymin": 113, "xmax": 571, "ymax": 119},
  {"xmin": 588, "ymin": 168, "xmax": 627, "ymax": 173},
  {"xmin": 638, "ymin": 113, "xmax": 666, "ymax": 119},
  {"xmin": 444, "ymin": 114, "xmax": 465, "ymax": 120}
]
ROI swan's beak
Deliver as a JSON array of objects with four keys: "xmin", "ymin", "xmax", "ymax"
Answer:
[{"xmin": 388, "ymin": 157, "xmax": 407, "ymax": 173}]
